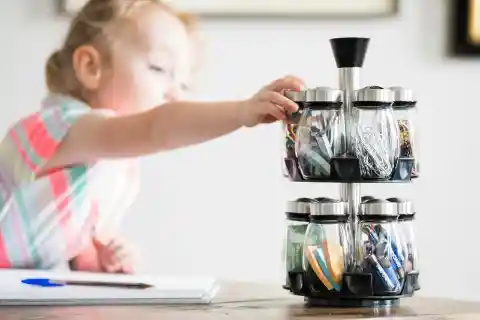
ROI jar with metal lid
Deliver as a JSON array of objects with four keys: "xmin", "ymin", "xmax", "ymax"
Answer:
[
  {"xmin": 390, "ymin": 87, "xmax": 419, "ymax": 178},
  {"xmin": 303, "ymin": 199, "xmax": 350, "ymax": 293},
  {"xmin": 283, "ymin": 198, "xmax": 312, "ymax": 289},
  {"xmin": 356, "ymin": 199, "xmax": 404, "ymax": 295},
  {"xmin": 387, "ymin": 198, "xmax": 419, "ymax": 278},
  {"xmin": 282, "ymin": 90, "xmax": 307, "ymax": 178},
  {"xmin": 295, "ymin": 87, "xmax": 346, "ymax": 180},
  {"xmin": 352, "ymin": 86, "xmax": 400, "ymax": 179}
]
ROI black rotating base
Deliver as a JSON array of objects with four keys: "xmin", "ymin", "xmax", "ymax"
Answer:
[
  {"xmin": 305, "ymin": 296, "xmax": 400, "ymax": 308},
  {"xmin": 285, "ymin": 271, "xmax": 419, "ymax": 309}
]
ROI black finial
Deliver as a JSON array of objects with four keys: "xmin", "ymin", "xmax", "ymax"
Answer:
[{"xmin": 330, "ymin": 37, "xmax": 370, "ymax": 68}]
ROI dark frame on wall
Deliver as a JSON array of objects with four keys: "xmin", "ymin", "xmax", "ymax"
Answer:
[{"xmin": 452, "ymin": 0, "xmax": 480, "ymax": 55}]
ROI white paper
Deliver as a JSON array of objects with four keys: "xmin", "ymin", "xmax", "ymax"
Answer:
[{"xmin": 0, "ymin": 269, "xmax": 219, "ymax": 306}]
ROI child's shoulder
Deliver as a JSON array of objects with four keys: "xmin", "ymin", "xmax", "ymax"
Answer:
[
  {"xmin": 6, "ymin": 94, "xmax": 115, "ymax": 138},
  {"xmin": 6, "ymin": 94, "xmax": 90, "ymax": 132},
  {"xmin": 0, "ymin": 94, "xmax": 113, "ymax": 178}
]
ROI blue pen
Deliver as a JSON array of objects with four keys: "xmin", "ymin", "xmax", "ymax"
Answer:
[
  {"xmin": 22, "ymin": 278, "xmax": 64, "ymax": 287},
  {"xmin": 21, "ymin": 278, "xmax": 152, "ymax": 289}
]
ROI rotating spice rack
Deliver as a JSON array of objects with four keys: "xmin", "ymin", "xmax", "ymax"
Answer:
[{"xmin": 282, "ymin": 37, "xmax": 420, "ymax": 308}]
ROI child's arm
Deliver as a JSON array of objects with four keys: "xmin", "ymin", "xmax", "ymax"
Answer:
[{"xmin": 41, "ymin": 76, "xmax": 302, "ymax": 173}]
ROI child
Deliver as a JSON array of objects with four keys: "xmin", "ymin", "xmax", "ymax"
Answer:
[{"xmin": 0, "ymin": 0, "xmax": 303, "ymax": 274}]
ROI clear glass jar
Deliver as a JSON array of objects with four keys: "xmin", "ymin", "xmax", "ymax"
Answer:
[
  {"xmin": 282, "ymin": 90, "xmax": 307, "ymax": 178},
  {"xmin": 356, "ymin": 199, "xmax": 404, "ymax": 295},
  {"xmin": 295, "ymin": 87, "xmax": 346, "ymax": 180},
  {"xmin": 387, "ymin": 198, "xmax": 419, "ymax": 276},
  {"xmin": 352, "ymin": 86, "xmax": 400, "ymax": 180},
  {"xmin": 390, "ymin": 87, "xmax": 419, "ymax": 178},
  {"xmin": 283, "ymin": 198, "xmax": 311, "ymax": 290},
  {"xmin": 303, "ymin": 199, "xmax": 350, "ymax": 293}
]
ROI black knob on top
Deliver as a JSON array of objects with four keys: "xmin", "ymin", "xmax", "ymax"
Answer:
[{"xmin": 330, "ymin": 37, "xmax": 370, "ymax": 68}]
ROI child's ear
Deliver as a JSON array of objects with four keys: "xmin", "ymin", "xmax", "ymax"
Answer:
[{"xmin": 72, "ymin": 45, "xmax": 103, "ymax": 91}]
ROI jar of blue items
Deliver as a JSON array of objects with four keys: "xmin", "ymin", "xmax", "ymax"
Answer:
[
  {"xmin": 355, "ymin": 199, "xmax": 405, "ymax": 295},
  {"xmin": 284, "ymin": 198, "xmax": 311, "ymax": 290},
  {"xmin": 295, "ymin": 87, "xmax": 346, "ymax": 180},
  {"xmin": 387, "ymin": 197, "xmax": 420, "ymax": 290},
  {"xmin": 303, "ymin": 199, "xmax": 351, "ymax": 294}
]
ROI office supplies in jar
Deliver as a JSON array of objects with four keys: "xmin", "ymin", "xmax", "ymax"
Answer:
[{"xmin": 352, "ymin": 86, "xmax": 400, "ymax": 179}]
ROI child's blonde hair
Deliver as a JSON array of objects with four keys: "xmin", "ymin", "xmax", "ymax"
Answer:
[{"xmin": 46, "ymin": 0, "xmax": 194, "ymax": 100}]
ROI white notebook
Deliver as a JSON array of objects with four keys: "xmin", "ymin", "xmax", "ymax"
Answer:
[{"xmin": 0, "ymin": 269, "xmax": 219, "ymax": 306}]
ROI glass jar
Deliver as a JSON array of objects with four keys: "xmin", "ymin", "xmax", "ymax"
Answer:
[
  {"xmin": 295, "ymin": 87, "xmax": 346, "ymax": 180},
  {"xmin": 282, "ymin": 90, "xmax": 307, "ymax": 178},
  {"xmin": 303, "ymin": 199, "xmax": 350, "ymax": 293},
  {"xmin": 352, "ymin": 86, "xmax": 400, "ymax": 179},
  {"xmin": 284, "ymin": 198, "xmax": 311, "ymax": 289},
  {"xmin": 390, "ymin": 87, "xmax": 419, "ymax": 178},
  {"xmin": 356, "ymin": 199, "xmax": 404, "ymax": 295},
  {"xmin": 387, "ymin": 198, "xmax": 419, "ymax": 277}
]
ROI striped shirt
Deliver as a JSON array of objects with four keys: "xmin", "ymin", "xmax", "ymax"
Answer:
[{"xmin": 0, "ymin": 94, "xmax": 138, "ymax": 269}]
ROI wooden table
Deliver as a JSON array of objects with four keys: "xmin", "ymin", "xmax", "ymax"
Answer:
[{"xmin": 0, "ymin": 282, "xmax": 479, "ymax": 319}]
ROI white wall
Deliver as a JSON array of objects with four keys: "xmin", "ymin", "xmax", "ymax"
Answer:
[{"xmin": 2, "ymin": 0, "xmax": 480, "ymax": 301}]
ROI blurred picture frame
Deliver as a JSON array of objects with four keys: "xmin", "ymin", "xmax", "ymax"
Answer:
[
  {"xmin": 61, "ymin": 0, "xmax": 399, "ymax": 18},
  {"xmin": 452, "ymin": 0, "xmax": 480, "ymax": 55}
]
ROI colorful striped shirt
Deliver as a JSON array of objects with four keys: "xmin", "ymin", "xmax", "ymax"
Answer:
[{"xmin": 0, "ymin": 94, "xmax": 138, "ymax": 269}]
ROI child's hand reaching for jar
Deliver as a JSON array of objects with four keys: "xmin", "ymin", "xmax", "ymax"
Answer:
[
  {"xmin": 92, "ymin": 237, "xmax": 136, "ymax": 274},
  {"xmin": 240, "ymin": 75, "xmax": 305, "ymax": 127}
]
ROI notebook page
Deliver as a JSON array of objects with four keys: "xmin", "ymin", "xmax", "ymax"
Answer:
[{"xmin": 0, "ymin": 269, "xmax": 219, "ymax": 305}]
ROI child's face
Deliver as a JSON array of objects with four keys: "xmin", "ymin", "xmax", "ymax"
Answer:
[{"xmin": 98, "ymin": 4, "xmax": 192, "ymax": 114}]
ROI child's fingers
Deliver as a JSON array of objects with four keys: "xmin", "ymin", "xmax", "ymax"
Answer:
[
  {"xmin": 112, "ymin": 246, "xmax": 131, "ymax": 262},
  {"xmin": 265, "ymin": 76, "xmax": 304, "ymax": 93},
  {"xmin": 106, "ymin": 239, "xmax": 125, "ymax": 253},
  {"xmin": 282, "ymin": 75, "xmax": 305, "ymax": 88},
  {"xmin": 121, "ymin": 265, "xmax": 135, "ymax": 274},
  {"xmin": 92, "ymin": 237, "xmax": 107, "ymax": 249},
  {"xmin": 112, "ymin": 251, "xmax": 135, "ymax": 274},
  {"xmin": 265, "ymin": 103, "xmax": 287, "ymax": 122},
  {"xmin": 103, "ymin": 250, "xmax": 132, "ymax": 273},
  {"xmin": 261, "ymin": 91, "xmax": 298, "ymax": 114},
  {"xmin": 95, "ymin": 236, "xmax": 136, "ymax": 274}
]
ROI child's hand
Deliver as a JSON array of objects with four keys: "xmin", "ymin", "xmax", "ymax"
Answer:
[
  {"xmin": 241, "ymin": 75, "xmax": 305, "ymax": 127},
  {"xmin": 93, "ymin": 237, "xmax": 136, "ymax": 274}
]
